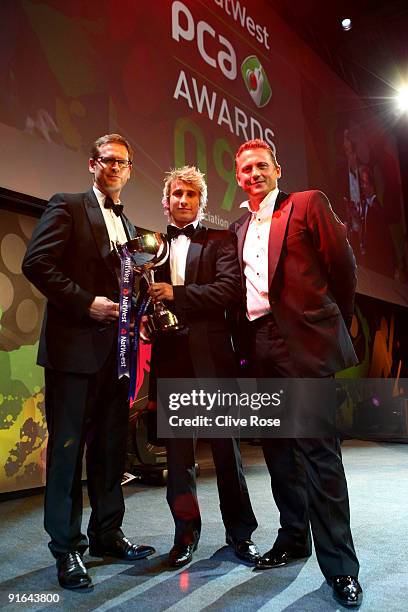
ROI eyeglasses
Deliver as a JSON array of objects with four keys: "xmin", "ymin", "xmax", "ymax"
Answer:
[{"xmin": 95, "ymin": 157, "xmax": 132, "ymax": 169}]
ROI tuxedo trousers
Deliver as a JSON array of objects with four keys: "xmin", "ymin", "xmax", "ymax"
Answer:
[
  {"xmin": 43, "ymin": 343, "xmax": 129, "ymax": 558},
  {"xmin": 165, "ymin": 437, "xmax": 258, "ymax": 546},
  {"xmin": 153, "ymin": 329, "xmax": 257, "ymax": 546},
  {"xmin": 249, "ymin": 313, "xmax": 359, "ymax": 579}
]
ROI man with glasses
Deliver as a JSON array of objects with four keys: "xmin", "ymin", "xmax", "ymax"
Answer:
[{"xmin": 22, "ymin": 134, "xmax": 155, "ymax": 591}]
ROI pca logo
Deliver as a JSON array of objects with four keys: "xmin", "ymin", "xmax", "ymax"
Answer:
[{"xmin": 241, "ymin": 55, "xmax": 272, "ymax": 108}]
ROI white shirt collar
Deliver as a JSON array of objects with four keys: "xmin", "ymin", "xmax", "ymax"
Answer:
[
  {"xmin": 93, "ymin": 185, "xmax": 121, "ymax": 206},
  {"xmin": 239, "ymin": 187, "xmax": 279, "ymax": 213}
]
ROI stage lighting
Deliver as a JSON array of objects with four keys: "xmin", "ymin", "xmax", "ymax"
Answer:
[
  {"xmin": 341, "ymin": 18, "xmax": 352, "ymax": 31},
  {"xmin": 396, "ymin": 86, "xmax": 408, "ymax": 113}
]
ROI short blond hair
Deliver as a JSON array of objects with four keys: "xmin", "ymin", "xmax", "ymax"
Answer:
[{"xmin": 162, "ymin": 166, "xmax": 207, "ymax": 220}]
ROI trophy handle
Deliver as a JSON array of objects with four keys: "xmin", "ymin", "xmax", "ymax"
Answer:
[{"xmin": 143, "ymin": 269, "xmax": 155, "ymax": 287}]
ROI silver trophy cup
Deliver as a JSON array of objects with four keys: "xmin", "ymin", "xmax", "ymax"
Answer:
[{"xmin": 124, "ymin": 232, "xmax": 183, "ymax": 338}]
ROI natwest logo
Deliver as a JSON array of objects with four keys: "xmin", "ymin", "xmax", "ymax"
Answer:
[
  {"xmin": 241, "ymin": 56, "xmax": 272, "ymax": 108},
  {"xmin": 214, "ymin": 0, "xmax": 270, "ymax": 51}
]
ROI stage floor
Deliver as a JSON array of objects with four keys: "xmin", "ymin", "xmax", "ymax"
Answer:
[{"xmin": 1, "ymin": 440, "xmax": 407, "ymax": 611}]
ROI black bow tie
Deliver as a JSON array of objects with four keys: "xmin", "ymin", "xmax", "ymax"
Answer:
[
  {"xmin": 167, "ymin": 224, "xmax": 195, "ymax": 240},
  {"xmin": 104, "ymin": 196, "xmax": 123, "ymax": 216}
]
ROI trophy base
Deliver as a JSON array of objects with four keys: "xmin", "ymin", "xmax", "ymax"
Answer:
[{"xmin": 145, "ymin": 310, "xmax": 184, "ymax": 338}]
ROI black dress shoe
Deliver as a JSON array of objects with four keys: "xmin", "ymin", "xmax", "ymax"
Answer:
[
  {"xmin": 89, "ymin": 536, "xmax": 155, "ymax": 560},
  {"xmin": 255, "ymin": 547, "xmax": 311, "ymax": 569},
  {"xmin": 168, "ymin": 541, "xmax": 198, "ymax": 569},
  {"xmin": 331, "ymin": 575, "xmax": 363, "ymax": 607},
  {"xmin": 226, "ymin": 534, "xmax": 260, "ymax": 564},
  {"xmin": 56, "ymin": 551, "xmax": 92, "ymax": 590}
]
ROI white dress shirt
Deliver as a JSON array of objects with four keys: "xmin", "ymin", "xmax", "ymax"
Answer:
[
  {"xmin": 93, "ymin": 185, "xmax": 128, "ymax": 250},
  {"xmin": 169, "ymin": 220, "xmax": 199, "ymax": 285},
  {"xmin": 241, "ymin": 188, "xmax": 279, "ymax": 321}
]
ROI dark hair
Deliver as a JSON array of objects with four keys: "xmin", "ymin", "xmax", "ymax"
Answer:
[
  {"xmin": 90, "ymin": 133, "xmax": 133, "ymax": 161},
  {"xmin": 235, "ymin": 139, "xmax": 278, "ymax": 169}
]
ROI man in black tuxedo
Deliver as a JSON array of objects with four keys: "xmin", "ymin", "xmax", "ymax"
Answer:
[
  {"xmin": 22, "ymin": 134, "xmax": 155, "ymax": 590},
  {"xmin": 230, "ymin": 139, "xmax": 362, "ymax": 607},
  {"xmin": 147, "ymin": 166, "xmax": 259, "ymax": 569}
]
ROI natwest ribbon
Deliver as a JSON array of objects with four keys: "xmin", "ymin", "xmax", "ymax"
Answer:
[
  {"xmin": 117, "ymin": 245, "xmax": 134, "ymax": 381},
  {"xmin": 128, "ymin": 292, "xmax": 150, "ymax": 403},
  {"xmin": 117, "ymin": 244, "xmax": 151, "ymax": 402}
]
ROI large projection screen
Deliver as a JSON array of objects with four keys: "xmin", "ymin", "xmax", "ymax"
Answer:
[
  {"xmin": 1, "ymin": 0, "xmax": 408, "ymax": 494},
  {"xmin": 1, "ymin": 0, "xmax": 406, "ymax": 305}
]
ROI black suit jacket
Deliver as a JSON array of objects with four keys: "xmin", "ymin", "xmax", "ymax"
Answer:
[
  {"xmin": 22, "ymin": 188, "xmax": 135, "ymax": 374},
  {"xmin": 149, "ymin": 224, "xmax": 241, "ymax": 388},
  {"xmin": 230, "ymin": 190, "xmax": 358, "ymax": 377}
]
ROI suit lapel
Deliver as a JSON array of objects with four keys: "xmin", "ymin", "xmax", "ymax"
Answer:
[
  {"xmin": 84, "ymin": 188, "xmax": 121, "ymax": 279},
  {"xmin": 235, "ymin": 212, "xmax": 251, "ymax": 275},
  {"xmin": 120, "ymin": 213, "xmax": 135, "ymax": 240},
  {"xmin": 268, "ymin": 191, "xmax": 292, "ymax": 287},
  {"xmin": 185, "ymin": 224, "xmax": 206, "ymax": 284},
  {"xmin": 84, "ymin": 189, "xmax": 112, "ymax": 263}
]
